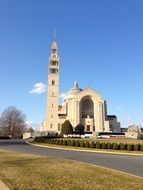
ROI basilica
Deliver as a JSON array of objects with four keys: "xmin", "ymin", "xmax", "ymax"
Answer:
[{"xmin": 42, "ymin": 39, "xmax": 120, "ymax": 133}]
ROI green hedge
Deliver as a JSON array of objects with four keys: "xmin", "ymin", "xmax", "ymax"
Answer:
[
  {"xmin": 75, "ymin": 140, "xmax": 80, "ymax": 147},
  {"xmin": 79, "ymin": 141, "xmax": 85, "ymax": 147},
  {"xmin": 101, "ymin": 142, "xmax": 107, "ymax": 149},
  {"xmin": 119, "ymin": 143, "xmax": 126, "ymax": 150},
  {"xmin": 34, "ymin": 135, "xmax": 61, "ymax": 143},
  {"xmin": 85, "ymin": 141, "xmax": 90, "ymax": 148},
  {"xmin": 90, "ymin": 141, "xmax": 95, "ymax": 148},
  {"xmin": 113, "ymin": 143, "xmax": 119, "ymax": 150},
  {"xmin": 107, "ymin": 143, "xmax": 113, "ymax": 149},
  {"xmin": 33, "ymin": 137, "xmax": 143, "ymax": 152},
  {"xmin": 95, "ymin": 142, "xmax": 101, "ymax": 149},
  {"xmin": 133, "ymin": 144, "xmax": 140, "ymax": 151},
  {"xmin": 140, "ymin": 144, "xmax": 143, "ymax": 151},
  {"xmin": 127, "ymin": 144, "xmax": 133, "ymax": 151}
]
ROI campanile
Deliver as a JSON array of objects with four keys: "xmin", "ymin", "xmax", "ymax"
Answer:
[{"xmin": 45, "ymin": 39, "xmax": 59, "ymax": 131}]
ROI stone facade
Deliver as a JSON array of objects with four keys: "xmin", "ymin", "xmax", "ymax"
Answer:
[{"xmin": 42, "ymin": 40, "xmax": 120, "ymax": 133}]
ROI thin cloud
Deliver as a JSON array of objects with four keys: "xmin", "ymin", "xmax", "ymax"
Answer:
[
  {"xmin": 117, "ymin": 106, "xmax": 123, "ymax": 110},
  {"xmin": 25, "ymin": 120, "xmax": 32, "ymax": 125},
  {"xmin": 127, "ymin": 116, "xmax": 133, "ymax": 122},
  {"xmin": 59, "ymin": 93, "xmax": 66, "ymax": 99},
  {"xmin": 29, "ymin": 82, "xmax": 47, "ymax": 94},
  {"xmin": 26, "ymin": 121, "xmax": 41, "ymax": 130}
]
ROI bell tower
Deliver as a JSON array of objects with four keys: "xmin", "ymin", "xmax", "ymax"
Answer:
[{"xmin": 44, "ymin": 38, "xmax": 59, "ymax": 132}]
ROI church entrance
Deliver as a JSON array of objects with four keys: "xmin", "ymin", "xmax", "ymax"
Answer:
[{"xmin": 87, "ymin": 125, "xmax": 90, "ymax": 131}]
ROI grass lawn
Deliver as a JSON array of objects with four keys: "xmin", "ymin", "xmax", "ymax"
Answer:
[{"xmin": 0, "ymin": 150, "xmax": 143, "ymax": 190}]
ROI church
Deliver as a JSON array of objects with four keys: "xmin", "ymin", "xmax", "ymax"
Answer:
[{"xmin": 42, "ymin": 39, "xmax": 120, "ymax": 133}]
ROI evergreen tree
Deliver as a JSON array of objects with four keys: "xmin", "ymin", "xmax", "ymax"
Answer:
[
  {"xmin": 61, "ymin": 120, "xmax": 73, "ymax": 135},
  {"xmin": 75, "ymin": 123, "xmax": 84, "ymax": 134}
]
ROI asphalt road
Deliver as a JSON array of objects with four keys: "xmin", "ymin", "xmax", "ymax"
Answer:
[{"xmin": 0, "ymin": 139, "xmax": 143, "ymax": 178}]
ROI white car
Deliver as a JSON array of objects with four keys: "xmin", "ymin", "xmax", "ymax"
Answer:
[
  {"xmin": 97, "ymin": 135, "xmax": 110, "ymax": 139},
  {"xmin": 81, "ymin": 132, "xmax": 93, "ymax": 138}
]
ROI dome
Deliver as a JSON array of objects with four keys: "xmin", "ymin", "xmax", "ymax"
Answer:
[{"xmin": 65, "ymin": 82, "xmax": 83, "ymax": 96}]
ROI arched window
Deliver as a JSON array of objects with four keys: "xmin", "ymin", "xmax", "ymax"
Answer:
[{"xmin": 81, "ymin": 97, "xmax": 94, "ymax": 118}]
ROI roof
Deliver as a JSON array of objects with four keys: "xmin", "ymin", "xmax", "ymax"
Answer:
[
  {"xmin": 65, "ymin": 82, "xmax": 83, "ymax": 96},
  {"xmin": 107, "ymin": 115, "xmax": 117, "ymax": 119}
]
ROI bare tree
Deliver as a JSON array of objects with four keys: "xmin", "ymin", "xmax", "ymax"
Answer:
[{"xmin": 0, "ymin": 106, "xmax": 27, "ymax": 138}]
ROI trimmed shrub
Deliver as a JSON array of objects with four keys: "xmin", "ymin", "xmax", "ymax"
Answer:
[
  {"xmin": 119, "ymin": 143, "xmax": 126, "ymax": 150},
  {"xmin": 75, "ymin": 140, "xmax": 80, "ymax": 147},
  {"xmin": 45, "ymin": 139, "xmax": 50, "ymax": 144},
  {"xmin": 54, "ymin": 139, "xmax": 57, "ymax": 144},
  {"xmin": 49, "ymin": 139, "xmax": 55, "ymax": 144},
  {"xmin": 70, "ymin": 140, "xmax": 75, "ymax": 146},
  {"xmin": 79, "ymin": 141, "xmax": 85, "ymax": 147},
  {"xmin": 55, "ymin": 140, "xmax": 59, "ymax": 145},
  {"xmin": 101, "ymin": 142, "xmax": 107, "ymax": 149},
  {"xmin": 127, "ymin": 144, "xmax": 133, "ymax": 151},
  {"xmin": 63, "ymin": 140, "xmax": 67, "ymax": 145},
  {"xmin": 90, "ymin": 141, "xmax": 95, "ymax": 148},
  {"xmin": 113, "ymin": 143, "xmax": 119, "ymax": 150},
  {"xmin": 133, "ymin": 144, "xmax": 140, "ymax": 151},
  {"xmin": 67, "ymin": 140, "xmax": 71, "ymax": 146},
  {"xmin": 95, "ymin": 142, "xmax": 101, "ymax": 149},
  {"xmin": 107, "ymin": 143, "xmax": 113, "ymax": 149},
  {"xmin": 138, "ymin": 144, "xmax": 141, "ymax": 151},
  {"xmin": 85, "ymin": 141, "xmax": 90, "ymax": 148},
  {"xmin": 140, "ymin": 144, "xmax": 143, "ymax": 151},
  {"xmin": 60, "ymin": 139, "xmax": 63, "ymax": 145}
]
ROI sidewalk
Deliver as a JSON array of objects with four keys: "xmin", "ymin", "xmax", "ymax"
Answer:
[{"xmin": 0, "ymin": 180, "xmax": 10, "ymax": 190}]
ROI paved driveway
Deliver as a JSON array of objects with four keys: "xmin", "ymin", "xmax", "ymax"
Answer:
[{"xmin": 0, "ymin": 139, "xmax": 143, "ymax": 178}]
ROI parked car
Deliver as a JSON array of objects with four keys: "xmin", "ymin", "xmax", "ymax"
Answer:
[
  {"xmin": 81, "ymin": 132, "xmax": 93, "ymax": 138},
  {"xmin": 63, "ymin": 134, "xmax": 81, "ymax": 138},
  {"xmin": 97, "ymin": 135, "xmax": 110, "ymax": 139}
]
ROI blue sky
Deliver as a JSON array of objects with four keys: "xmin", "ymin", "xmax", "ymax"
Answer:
[{"xmin": 0, "ymin": 0, "xmax": 143, "ymax": 129}]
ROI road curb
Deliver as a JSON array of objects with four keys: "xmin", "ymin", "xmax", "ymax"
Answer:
[
  {"xmin": 0, "ymin": 180, "xmax": 10, "ymax": 190},
  {"xmin": 27, "ymin": 142, "xmax": 143, "ymax": 157}
]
